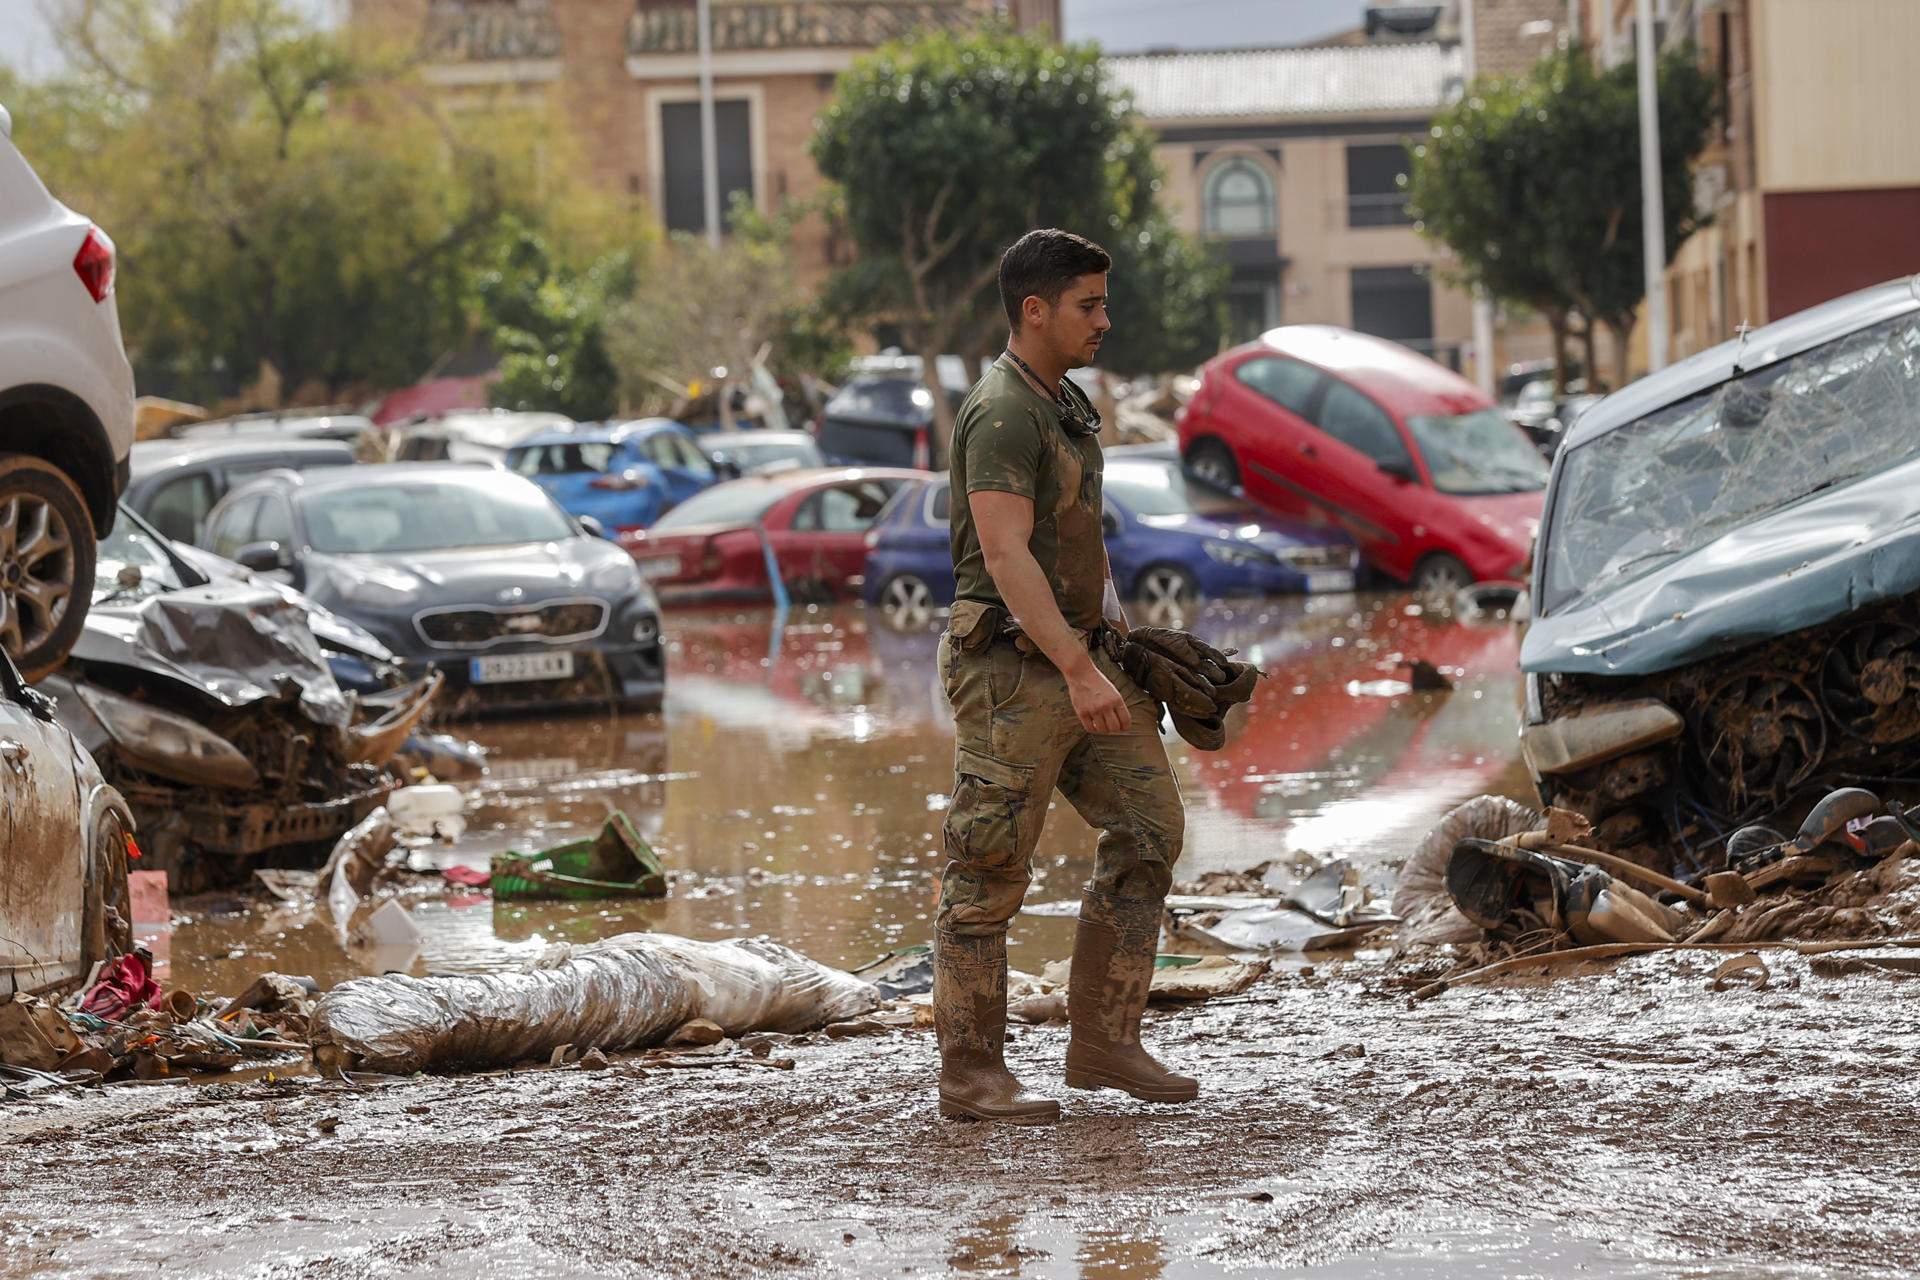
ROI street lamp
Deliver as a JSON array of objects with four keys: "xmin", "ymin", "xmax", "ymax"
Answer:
[
  {"xmin": 1635, "ymin": 0, "xmax": 1669, "ymax": 371},
  {"xmin": 1459, "ymin": 0, "xmax": 1497, "ymax": 396},
  {"xmin": 698, "ymin": 0, "xmax": 721, "ymax": 248}
]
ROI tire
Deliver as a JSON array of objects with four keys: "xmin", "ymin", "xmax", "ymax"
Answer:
[
  {"xmin": 1184, "ymin": 439, "xmax": 1240, "ymax": 492},
  {"xmin": 0, "ymin": 454, "xmax": 95, "ymax": 682},
  {"xmin": 1411, "ymin": 552, "xmax": 1474, "ymax": 599},
  {"xmin": 83, "ymin": 800, "xmax": 134, "ymax": 966},
  {"xmin": 876, "ymin": 573, "xmax": 936, "ymax": 631},
  {"xmin": 1133, "ymin": 562, "xmax": 1200, "ymax": 626}
]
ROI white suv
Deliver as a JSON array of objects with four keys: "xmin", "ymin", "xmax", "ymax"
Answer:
[{"xmin": 0, "ymin": 102, "xmax": 136, "ymax": 679}]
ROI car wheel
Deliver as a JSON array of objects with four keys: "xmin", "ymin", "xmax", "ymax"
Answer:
[
  {"xmin": 0, "ymin": 454, "xmax": 95, "ymax": 681},
  {"xmin": 878, "ymin": 573, "xmax": 936, "ymax": 631},
  {"xmin": 1185, "ymin": 440, "xmax": 1240, "ymax": 491},
  {"xmin": 1412, "ymin": 552, "xmax": 1474, "ymax": 599},
  {"xmin": 83, "ymin": 800, "xmax": 134, "ymax": 966},
  {"xmin": 1134, "ymin": 563, "xmax": 1199, "ymax": 626}
]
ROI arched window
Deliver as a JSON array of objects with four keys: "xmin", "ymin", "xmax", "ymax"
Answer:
[{"xmin": 1203, "ymin": 157, "xmax": 1275, "ymax": 236}]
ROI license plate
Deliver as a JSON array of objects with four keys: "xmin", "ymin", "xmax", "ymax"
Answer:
[
  {"xmin": 637, "ymin": 556, "xmax": 681, "ymax": 580},
  {"xmin": 1306, "ymin": 571, "xmax": 1355, "ymax": 593},
  {"xmin": 469, "ymin": 652, "xmax": 575, "ymax": 684}
]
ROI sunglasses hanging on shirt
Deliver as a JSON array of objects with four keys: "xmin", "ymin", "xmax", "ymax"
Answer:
[{"xmin": 1005, "ymin": 349, "xmax": 1103, "ymax": 439}]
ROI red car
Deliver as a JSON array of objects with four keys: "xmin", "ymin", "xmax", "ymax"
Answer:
[
  {"xmin": 1177, "ymin": 326, "xmax": 1548, "ymax": 593},
  {"xmin": 621, "ymin": 467, "xmax": 922, "ymax": 605}
]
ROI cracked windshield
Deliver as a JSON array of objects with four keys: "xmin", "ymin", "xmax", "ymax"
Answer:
[{"xmin": 6, "ymin": 2, "xmax": 1920, "ymax": 1278}]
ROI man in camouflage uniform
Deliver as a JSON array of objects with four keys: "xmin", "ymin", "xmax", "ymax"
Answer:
[{"xmin": 934, "ymin": 228, "xmax": 1194, "ymax": 1124}]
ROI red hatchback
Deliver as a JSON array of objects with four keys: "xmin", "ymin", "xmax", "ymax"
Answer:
[
  {"xmin": 621, "ymin": 467, "xmax": 922, "ymax": 605},
  {"xmin": 1178, "ymin": 326, "xmax": 1548, "ymax": 593}
]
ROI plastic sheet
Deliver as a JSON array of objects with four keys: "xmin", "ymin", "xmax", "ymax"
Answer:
[
  {"xmin": 309, "ymin": 932, "xmax": 881, "ymax": 1074},
  {"xmin": 1391, "ymin": 795, "xmax": 1544, "ymax": 946}
]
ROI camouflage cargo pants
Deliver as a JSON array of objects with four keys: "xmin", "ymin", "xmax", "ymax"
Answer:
[{"xmin": 936, "ymin": 602, "xmax": 1185, "ymax": 936}]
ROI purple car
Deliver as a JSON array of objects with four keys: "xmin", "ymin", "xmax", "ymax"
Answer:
[{"xmin": 861, "ymin": 451, "xmax": 1360, "ymax": 629}]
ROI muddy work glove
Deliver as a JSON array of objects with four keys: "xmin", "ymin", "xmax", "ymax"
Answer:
[{"xmin": 1102, "ymin": 627, "xmax": 1262, "ymax": 751}]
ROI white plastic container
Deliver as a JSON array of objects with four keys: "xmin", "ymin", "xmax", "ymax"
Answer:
[{"xmin": 386, "ymin": 784, "xmax": 466, "ymax": 840}]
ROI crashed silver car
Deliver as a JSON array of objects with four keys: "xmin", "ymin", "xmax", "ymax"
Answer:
[
  {"xmin": 1521, "ymin": 275, "xmax": 1920, "ymax": 872},
  {"xmin": 0, "ymin": 646, "xmax": 134, "ymax": 996},
  {"xmin": 39, "ymin": 509, "xmax": 435, "ymax": 891}
]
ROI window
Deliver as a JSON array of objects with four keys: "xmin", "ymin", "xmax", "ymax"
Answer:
[
  {"xmin": 1234, "ymin": 357, "xmax": 1324, "ymax": 418},
  {"xmin": 668, "ymin": 433, "xmax": 714, "ymax": 477},
  {"xmin": 1315, "ymin": 383, "xmax": 1413, "ymax": 471},
  {"xmin": 145, "ymin": 473, "xmax": 217, "ymax": 545},
  {"xmin": 300, "ymin": 478, "xmax": 577, "ymax": 554},
  {"xmin": 254, "ymin": 496, "xmax": 295, "ymax": 548},
  {"xmin": 1346, "ymin": 144, "xmax": 1414, "ymax": 227},
  {"xmin": 660, "ymin": 99, "xmax": 752, "ymax": 234},
  {"xmin": 209, "ymin": 495, "xmax": 262, "ymax": 560},
  {"xmin": 1350, "ymin": 266, "xmax": 1434, "ymax": 351},
  {"xmin": 793, "ymin": 482, "xmax": 898, "ymax": 533},
  {"xmin": 511, "ymin": 442, "xmax": 616, "ymax": 475},
  {"xmin": 928, "ymin": 484, "xmax": 951, "ymax": 523},
  {"xmin": 1202, "ymin": 158, "xmax": 1275, "ymax": 237}
]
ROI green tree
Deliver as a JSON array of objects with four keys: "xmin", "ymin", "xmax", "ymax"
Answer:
[
  {"xmin": 16, "ymin": 0, "xmax": 634, "ymax": 406},
  {"xmin": 1407, "ymin": 41, "xmax": 1716, "ymax": 388},
  {"xmin": 482, "ymin": 226, "xmax": 635, "ymax": 421},
  {"xmin": 811, "ymin": 24, "xmax": 1162, "ymax": 449},
  {"xmin": 1098, "ymin": 217, "xmax": 1229, "ymax": 376}
]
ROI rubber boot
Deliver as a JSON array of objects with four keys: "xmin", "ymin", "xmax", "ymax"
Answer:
[
  {"xmin": 934, "ymin": 930, "xmax": 1061, "ymax": 1124},
  {"xmin": 1065, "ymin": 892, "xmax": 1199, "ymax": 1102}
]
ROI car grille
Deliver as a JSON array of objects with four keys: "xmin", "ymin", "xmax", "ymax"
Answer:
[{"xmin": 414, "ymin": 600, "xmax": 608, "ymax": 649}]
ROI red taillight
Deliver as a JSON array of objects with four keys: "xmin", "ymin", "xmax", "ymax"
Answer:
[{"xmin": 74, "ymin": 226, "xmax": 115, "ymax": 302}]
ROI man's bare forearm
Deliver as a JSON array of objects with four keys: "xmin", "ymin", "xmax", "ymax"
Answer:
[{"xmin": 985, "ymin": 544, "xmax": 1097, "ymax": 678}]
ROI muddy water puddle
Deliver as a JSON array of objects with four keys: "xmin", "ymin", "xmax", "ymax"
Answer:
[{"xmin": 168, "ymin": 595, "xmax": 1526, "ymax": 995}]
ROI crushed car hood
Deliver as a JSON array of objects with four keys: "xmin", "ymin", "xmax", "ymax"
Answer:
[
  {"xmin": 1523, "ymin": 456, "xmax": 1920, "ymax": 677},
  {"xmin": 73, "ymin": 582, "xmax": 353, "ymax": 728}
]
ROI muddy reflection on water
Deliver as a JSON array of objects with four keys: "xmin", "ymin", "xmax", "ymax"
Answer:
[{"xmin": 170, "ymin": 596, "xmax": 1528, "ymax": 995}]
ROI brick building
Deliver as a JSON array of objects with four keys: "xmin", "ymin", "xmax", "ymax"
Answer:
[{"xmin": 355, "ymin": 1, "xmax": 1059, "ymax": 283}]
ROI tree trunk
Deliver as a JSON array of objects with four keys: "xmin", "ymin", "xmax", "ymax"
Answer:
[
  {"xmin": 921, "ymin": 337, "xmax": 958, "ymax": 469},
  {"xmin": 1580, "ymin": 315, "xmax": 1599, "ymax": 392},
  {"xmin": 1545, "ymin": 307, "xmax": 1569, "ymax": 395},
  {"xmin": 1607, "ymin": 318, "xmax": 1632, "ymax": 390}
]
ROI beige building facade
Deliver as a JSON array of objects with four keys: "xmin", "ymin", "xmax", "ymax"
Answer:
[
  {"xmin": 1107, "ymin": 41, "xmax": 1482, "ymax": 370},
  {"xmin": 1584, "ymin": 0, "xmax": 1920, "ymax": 362}
]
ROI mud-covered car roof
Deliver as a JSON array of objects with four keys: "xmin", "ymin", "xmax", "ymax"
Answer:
[{"xmin": 228, "ymin": 461, "xmax": 504, "ymax": 495}]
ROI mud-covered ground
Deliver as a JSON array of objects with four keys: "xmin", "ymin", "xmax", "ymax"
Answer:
[
  {"xmin": 10, "ymin": 599, "xmax": 1914, "ymax": 1277},
  {"xmin": 5, "ymin": 947, "xmax": 1919, "ymax": 1279}
]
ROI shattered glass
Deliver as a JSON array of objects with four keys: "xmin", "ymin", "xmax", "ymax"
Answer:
[{"xmin": 1542, "ymin": 311, "xmax": 1920, "ymax": 615}]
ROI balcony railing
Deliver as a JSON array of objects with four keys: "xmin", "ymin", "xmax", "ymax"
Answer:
[
  {"xmin": 424, "ymin": 1, "xmax": 562, "ymax": 62},
  {"xmin": 1347, "ymin": 193, "xmax": 1415, "ymax": 228},
  {"xmin": 628, "ymin": 1, "xmax": 975, "ymax": 55}
]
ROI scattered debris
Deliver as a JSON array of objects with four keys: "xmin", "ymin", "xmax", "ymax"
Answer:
[
  {"xmin": 491, "ymin": 812, "xmax": 667, "ymax": 900},
  {"xmin": 1710, "ymin": 953, "xmax": 1770, "ymax": 990}
]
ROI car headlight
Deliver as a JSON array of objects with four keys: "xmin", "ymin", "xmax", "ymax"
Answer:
[
  {"xmin": 1202, "ymin": 540, "xmax": 1270, "ymax": 566},
  {"xmin": 590, "ymin": 558, "xmax": 646, "ymax": 593},
  {"xmin": 76, "ymin": 684, "xmax": 259, "ymax": 790}
]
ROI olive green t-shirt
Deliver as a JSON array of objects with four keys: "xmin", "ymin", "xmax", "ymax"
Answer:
[{"xmin": 949, "ymin": 356, "xmax": 1106, "ymax": 631}]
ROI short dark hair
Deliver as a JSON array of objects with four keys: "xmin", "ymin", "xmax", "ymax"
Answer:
[{"xmin": 998, "ymin": 229, "xmax": 1111, "ymax": 329}]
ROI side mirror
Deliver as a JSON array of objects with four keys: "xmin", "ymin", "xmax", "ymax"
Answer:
[
  {"xmin": 712, "ymin": 456, "xmax": 743, "ymax": 481},
  {"xmin": 235, "ymin": 541, "xmax": 290, "ymax": 572},
  {"xmin": 1377, "ymin": 459, "xmax": 1418, "ymax": 484},
  {"xmin": 578, "ymin": 515, "xmax": 607, "ymax": 539}
]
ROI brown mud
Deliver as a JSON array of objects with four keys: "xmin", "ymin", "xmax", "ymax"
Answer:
[{"xmin": 12, "ymin": 599, "xmax": 1903, "ymax": 1276}]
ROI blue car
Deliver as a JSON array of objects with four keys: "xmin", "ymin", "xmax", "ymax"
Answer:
[
  {"xmin": 505, "ymin": 419, "xmax": 725, "ymax": 534},
  {"xmin": 862, "ymin": 454, "xmax": 1359, "ymax": 628}
]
